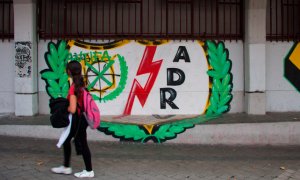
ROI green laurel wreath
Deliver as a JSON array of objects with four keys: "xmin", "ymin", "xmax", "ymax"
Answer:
[
  {"xmin": 151, "ymin": 122, "xmax": 194, "ymax": 143},
  {"xmin": 99, "ymin": 114, "xmax": 216, "ymax": 143},
  {"xmin": 205, "ymin": 40, "xmax": 233, "ymax": 116},
  {"xmin": 100, "ymin": 120, "xmax": 195, "ymax": 143},
  {"xmin": 40, "ymin": 41, "xmax": 69, "ymax": 98},
  {"xmin": 100, "ymin": 122, "xmax": 147, "ymax": 141}
]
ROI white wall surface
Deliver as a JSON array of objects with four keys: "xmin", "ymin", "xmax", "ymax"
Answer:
[
  {"xmin": 224, "ymin": 41, "xmax": 244, "ymax": 113},
  {"xmin": 0, "ymin": 41, "xmax": 15, "ymax": 113},
  {"xmin": 266, "ymin": 42, "xmax": 300, "ymax": 112},
  {"xmin": 38, "ymin": 40, "xmax": 245, "ymax": 115},
  {"xmin": 38, "ymin": 40, "xmax": 50, "ymax": 114}
]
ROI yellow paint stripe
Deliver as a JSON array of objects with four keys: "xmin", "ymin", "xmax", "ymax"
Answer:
[
  {"xmin": 290, "ymin": 43, "xmax": 300, "ymax": 70},
  {"xmin": 197, "ymin": 40, "xmax": 210, "ymax": 114},
  {"xmin": 67, "ymin": 40, "xmax": 75, "ymax": 47},
  {"xmin": 67, "ymin": 40, "xmax": 131, "ymax": 50},
  {"xmin": 143, "ymin": 125, "xmax": 155, "ymax": 134}
]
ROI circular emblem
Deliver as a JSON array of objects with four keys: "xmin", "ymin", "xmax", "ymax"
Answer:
[{"xmin": 84, "ymin": 53, "xmax": 128, "ymax": 102}]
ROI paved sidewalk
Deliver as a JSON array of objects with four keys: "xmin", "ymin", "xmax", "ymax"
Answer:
[{"xmin": 1, "ymin": 135, "xmax": 300, "ymax": 180}]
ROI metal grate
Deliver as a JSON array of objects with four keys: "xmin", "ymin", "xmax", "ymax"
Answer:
[
  {"xmin": 267, "ymin": 0, "xmax": 300, "ymax": 41},
  {"xmin": 37, "ymin": 0, "xmax": 244, "ymax": 41},
  {"xmin": 0, "ymin": 0, "xmax": 13, "ymax": 41}
]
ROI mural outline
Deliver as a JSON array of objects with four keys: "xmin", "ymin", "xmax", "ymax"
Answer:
[{"xmin": 40, "ymin": 40, "xmax": 233, "ymax": 143}]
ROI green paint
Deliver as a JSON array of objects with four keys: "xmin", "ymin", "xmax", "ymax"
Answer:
[
  {"xmin": 40, "ymin": 40, "xmax": 70, "ymax": 98},
  {"xmin": 205, "ymin": 40, "xmax": 233, "ymax": 116},
  {"xmin": 41, "ymin": 41, "xmax": 128, "ymax": 102},
  {"xmin": 91, "ymin": 54, "xmax": 128, "ymax": 102},
  {"xmin": 86, "ymin": 60, "xmax": 115, "ymax": 90},
  {"xmin": 100, "ymin": 122, "xmax": 148, "ymax": 141},
  {"xmin": 67, "ymin": 51, "xmax": 101, "ymax": 63},
  {"xmin": 68, "ymin": 49, "xmax": 128, "ymax": 102},
  {"xmin": 99, "ymin": 115, "xmax": 218, "ymax": 143}
]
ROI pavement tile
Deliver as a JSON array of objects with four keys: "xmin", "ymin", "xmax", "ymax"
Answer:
[{"xmin": 1, "ymin": 136, "xmax": 300, "ymax": 180}]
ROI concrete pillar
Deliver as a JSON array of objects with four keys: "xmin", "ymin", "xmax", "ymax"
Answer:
[
  {"xmin": 14, "ymin": 0, "xmax": 38, "ymax": 116},
  {"xmin": 244, "ymin": 0, "xmax": 267, "ymax": 114}
]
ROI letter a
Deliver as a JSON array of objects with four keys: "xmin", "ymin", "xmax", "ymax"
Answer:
[{"xmin": 173, "ymin": 46, "xmax": 190, "ymax": 62}]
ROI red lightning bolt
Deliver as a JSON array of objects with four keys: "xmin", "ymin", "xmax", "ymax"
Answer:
[{"xmin": 123, "ymin": 46, "xmax": 162, "ymax": 115}]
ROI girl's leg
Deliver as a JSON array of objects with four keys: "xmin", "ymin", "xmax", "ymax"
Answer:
[
  {"xmin": 81, "ymin": 135, "xmax": 92, "ymax": 171},
  {"xmin": 63, "ymin": 114, "xmax": 77, "ymax": 167},
  {"xmin": 73, "ymin": 116, "xmax": 95, "ymax": 178},
  {"xmin": 79, "ymin": 120, "xmax": 92, "ymax": 171},
  {"xmin": 63, "ymin": 136, "xmax": 72, "ymax": 167}
]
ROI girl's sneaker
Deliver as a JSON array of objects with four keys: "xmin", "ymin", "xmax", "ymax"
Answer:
[
  {"xmin": 74, "ymin": 170, "xmax": 95, "ymax": 178},
  {"xmin": 51, "ymin": 165, "xmax": 72, "ymax": 174}
]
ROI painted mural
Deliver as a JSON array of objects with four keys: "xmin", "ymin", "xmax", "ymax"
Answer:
[
  {"xmin": 284, "ymin": 42, "xmax": 300, "ymax": 91},
  {"xmin": 40, "ymin": 40, "xmax": 233, "ymax": 143}
]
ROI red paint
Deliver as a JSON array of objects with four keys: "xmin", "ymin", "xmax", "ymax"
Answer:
[{"xmin": 123, "ymin": 46, "xmax": 162, "ymax": 115}]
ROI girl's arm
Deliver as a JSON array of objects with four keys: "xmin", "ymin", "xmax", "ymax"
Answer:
[{"xmin": 68, "ymin": 95, "xmax": 77, "ymax": 114}]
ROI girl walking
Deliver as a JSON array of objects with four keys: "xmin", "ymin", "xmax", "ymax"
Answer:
[{"xmin": 51, "ymin": 61, "xmax": 94, "ymax": 178}]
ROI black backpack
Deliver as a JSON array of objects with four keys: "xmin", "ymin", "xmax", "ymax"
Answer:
[{"xmin": 49, "ymin": 97, "xmax": 70, "ymax": 128}]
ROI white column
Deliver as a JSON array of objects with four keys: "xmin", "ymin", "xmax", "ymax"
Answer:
[
  {"xmin": 14, "ymin": 0, "xmax": 38, "ymax": 116},
  {"xmin": 244, "ymin": 0, "xmax": 267, "ymax": 114}
]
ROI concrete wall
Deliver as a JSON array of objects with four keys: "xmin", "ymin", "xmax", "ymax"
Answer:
[
  {"xmin": 266, "ymin": 42, "xmax": 300, "ymax": 112},
  {"xmin": 0, "ymin": 41, "xmax": 15, "ymax": 113},
  {"xmin": 13, "ymin": 0, "xmax": 38, "ymax": 116},
  {"xmin": 1, "ymin": 40, "xmax": 298, "ymax": 115},
  {"xmin": 38, "ymin": 41, "xmax": 50, "ymax": 114},
  {"xmin": 225, "ymin": 41, "xmax": 244, "ymax": 113},
  {"xmin": 244, "ymin": 0, "xmax": 267, "ymax": 115}
]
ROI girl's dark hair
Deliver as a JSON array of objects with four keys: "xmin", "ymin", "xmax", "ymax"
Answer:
[{"xmin": 66, "ymin": 61, "xmax": 84, "ymax": 97}]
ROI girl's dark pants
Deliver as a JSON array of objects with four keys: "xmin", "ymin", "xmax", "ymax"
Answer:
[{"xmin": 63, "ymin": 114, "xmax": 92, "ymax": 171}]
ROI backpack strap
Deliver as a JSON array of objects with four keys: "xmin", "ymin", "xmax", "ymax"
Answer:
[{"xmin": 77, "ymin": 87, "xmax": 86, "ymax": 112}]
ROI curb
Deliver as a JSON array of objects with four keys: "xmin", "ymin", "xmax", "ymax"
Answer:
[{"xmin": 1, "ymin": 121, "xmax": 300, "ymax": 145}]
